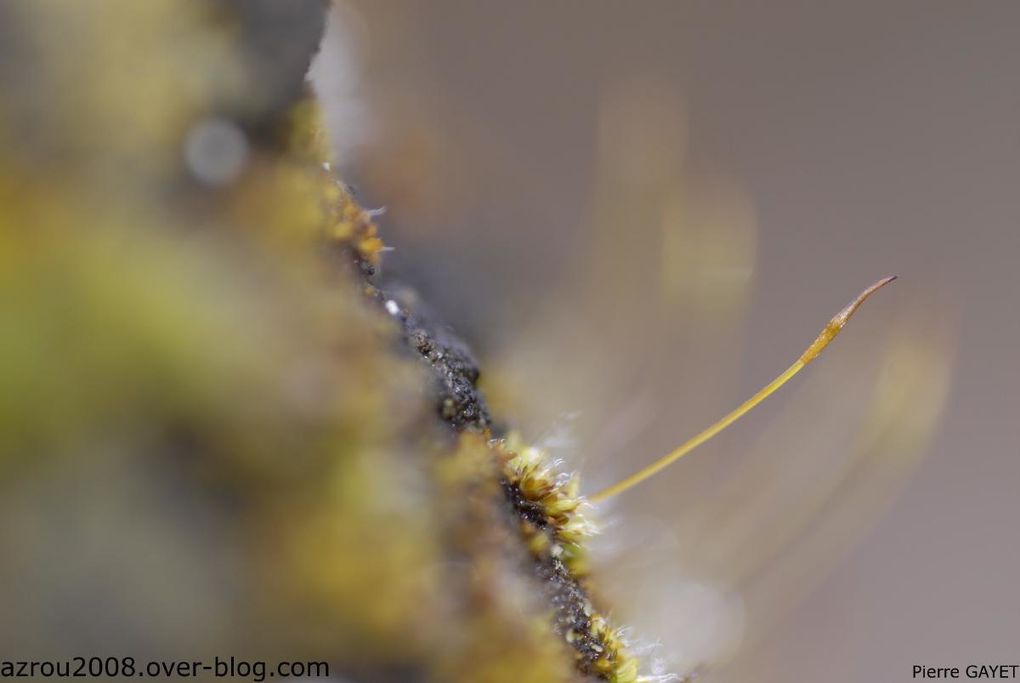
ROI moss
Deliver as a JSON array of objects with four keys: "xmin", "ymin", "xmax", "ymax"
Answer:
[
  {"xmin": 0, "ymin": 2, "xmax": 652, "ymax": 681},
  {"xmin": 337, "ymin": 157, "xmax": 640, "ymax": 679}
]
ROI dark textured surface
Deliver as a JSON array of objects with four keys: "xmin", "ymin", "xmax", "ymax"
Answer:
[
  {"xmin": 349, "ymin": 248, "xmax": 613, "ymax": 679},
  {"xmin": 501, "ymin": 479, "xmax": 551, "ymax": 530},
  {"xmin": 364, "ymin": 274, "xmax": 493, "ymax": 432},
  {"xmin": 536, "ymin": 558, "xmax": 605, "ymax": 673}
]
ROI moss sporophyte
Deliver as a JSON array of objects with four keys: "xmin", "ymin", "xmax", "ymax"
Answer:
[
  {"xmin": 308, "ymin": 101, "xmax": 895, "ymax": 682},
  {"xmin": 0, "ymin": 4, "xmax": 919, "ymax": 682}
]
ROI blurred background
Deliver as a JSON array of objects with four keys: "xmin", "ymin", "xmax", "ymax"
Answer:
[{"xmin": 318, "ymin": 2, "xmax": 1019, "ymax": 681}]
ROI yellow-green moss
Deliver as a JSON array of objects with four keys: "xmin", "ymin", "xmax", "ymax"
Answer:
[{"xmin": 0, "ymin": 2, "xmax": 654, "ymax": 681}]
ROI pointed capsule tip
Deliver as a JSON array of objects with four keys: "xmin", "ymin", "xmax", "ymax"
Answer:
[
  {"xmin": 800, "ymin": 275, "xmax": 898, "ymax": 364},
  {"xmin": 842, "ymin": 275, "xmax": 898, "ymax": 323},
  {"xmin": 878, "ymin": 274, "xmax": 898, "ymax": 287}
]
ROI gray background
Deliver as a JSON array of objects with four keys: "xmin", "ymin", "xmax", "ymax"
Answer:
[{"xmin": 318, "ymin": 2, "xmax": 1020, "ymax": 680}]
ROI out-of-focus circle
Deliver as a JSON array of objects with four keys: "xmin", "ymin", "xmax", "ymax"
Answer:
[{"xmin": 183, "ymin": 117, "xmax": 249, "ymax": 186}]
